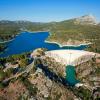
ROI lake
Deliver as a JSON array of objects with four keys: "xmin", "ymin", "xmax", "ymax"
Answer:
[
  {"xmin": 0, "ymin": 31, "xmax": 87, "ymax": 85},
  {"xmin": 0, "ymin": 31, "xmax": 88, "ymax": 57}
]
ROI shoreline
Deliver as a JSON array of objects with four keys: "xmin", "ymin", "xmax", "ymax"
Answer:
[
  {"xmin": 45, "ymin": 40, "xmax": 91, "ymax": 47},
  {"xmin": 23, "ymin": 30, "xmax": 49, "ymax": 33},
  {"xmin": 0, "ymin": 30, "xmax": 48, "ymax": 44},
  {"xmin": 0, "ymin": 38, "xmax": 14, "ymax": 44},
  {"xmin": 0, "ymin": 32, "xmax": 20, "ymax": 44},
  {"xmin": 45, "ymin": 31, "xmax": 91, "ymax": 47},
  {"xmin": 0, "ymin": 30, "xmax": 91, "ymax": 47}
]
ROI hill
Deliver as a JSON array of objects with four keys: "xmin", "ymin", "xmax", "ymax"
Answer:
[
  {"xmin": 48, "ymin": 15, "xmax": 100, "ymax": 53},
  {"xmin": 0, "ymin": 14, "xmax": 100, "ymax": 53}
]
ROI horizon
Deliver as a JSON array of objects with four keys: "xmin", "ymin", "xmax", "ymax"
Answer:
[
  {"xmin": 0, "ymin": 0, "xmax": 100, "ymax": 22},
  {"xmin": 0, "ymin": 14, "xmax": 98, "ymax": 23}
]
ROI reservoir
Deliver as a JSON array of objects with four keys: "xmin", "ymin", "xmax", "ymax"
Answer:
[
  {"xmin": 0, "ymin": 31, "xmax": 87, "ymax": 86},
  {"xmin": 0, "ymin": 31, "xmax": 88, "ymax": 57}
]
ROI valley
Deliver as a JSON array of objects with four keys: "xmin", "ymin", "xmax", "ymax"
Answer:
[
  {"xmin": 0, "ymin": 15, "xmax": 100, "ymax": 53},
  {"xmin": 0, "ymin": 15, "xmax": 100, "ymax": 100}
]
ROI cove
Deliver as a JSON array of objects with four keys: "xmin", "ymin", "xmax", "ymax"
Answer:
[{"xmin": 0, "ymin": 31, "xmax": 88, "ymax": 57}]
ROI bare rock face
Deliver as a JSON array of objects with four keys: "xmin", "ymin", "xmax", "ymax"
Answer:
[
  {"xmin": 74, "ymin": 14, "xmax": 97, "ymax": 25},
  {"xmin": 0, "ymin": 80, "xmax": 28, "ymax": 100},
  {"xmin": 76, "ymin": 60, "xmax": 94, "ymax": 79},
  {"xmin": 29, "ymin": 69, "xmax": 76, "ymax": 100}
]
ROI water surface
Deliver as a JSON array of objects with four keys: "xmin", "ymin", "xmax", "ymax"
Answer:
[
  {"xmin": 66, "ymin": 65, "xmax": 79, "ymax": 85},
  {"xmin": 0, "ymin": 32, "xmax": 88, "ymax": 57}
]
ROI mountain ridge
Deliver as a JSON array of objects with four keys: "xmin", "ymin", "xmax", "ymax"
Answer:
[
  {"xmin": 0, "ymin": 14, "xmax": 100, "ymax": 53},
  {"xmin": 0, "ymin": 14, "xmax": 98, "ymax": 25}
]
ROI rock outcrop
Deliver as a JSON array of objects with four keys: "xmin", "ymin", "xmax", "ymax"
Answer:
[{"xmin": 74, "ymin": 14, "xmax": 97, "ymax": 25}]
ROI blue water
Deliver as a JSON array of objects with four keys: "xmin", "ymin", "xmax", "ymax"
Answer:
[
  {"xmin": 0, "ymin": 31, "xmax": 86, "ymax": 85},
  {"xmin": 0, "ymin": 31, "xmax": 88, "ymax": 57},
  {"xmin": 66, "ymin": 65, "xmax": 80, "ymax": 86}
]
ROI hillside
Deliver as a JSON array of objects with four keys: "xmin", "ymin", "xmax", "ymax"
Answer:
[
  {"xmin": 47, "ymin": 15, "xmax": 100, "ymax": 53},
  {"xmin": 0, "ymin": 15, "xmax": 100, "ymax": 53},
  {"xmin": 0, "ymin": 48, "xmax": 99, "ymax": 100}
]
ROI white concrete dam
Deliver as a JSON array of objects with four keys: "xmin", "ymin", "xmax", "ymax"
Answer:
[{"xmin": 45, "ymin": 50, "xmax": 100, "ymax": 66}]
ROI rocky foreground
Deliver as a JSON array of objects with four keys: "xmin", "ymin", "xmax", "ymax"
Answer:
[
  {"xmin": 0, "ymin": 48, "xmax": 100, "ymax": 100},
  {"xmin": 0, "ymin": 69, "xmax": 77, "ymax": 100}
]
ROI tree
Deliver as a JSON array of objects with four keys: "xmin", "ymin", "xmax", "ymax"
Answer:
[
  {"xmin": 5, "ymin": 68, "xmax": 14, "ymax": 77},
  {"xmin": 0, "ymin": 64, "xmax": 4, "ymax": 70},
  {"xmin": 0, "ymin": 70, "xmax": 6, "ymax": 81},
  {"xmin": 19, "ymin": 58, "xmax": 28, "ymax": 68}
]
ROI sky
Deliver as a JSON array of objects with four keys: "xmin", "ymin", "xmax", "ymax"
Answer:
[{"xmin": 0, "ymin": 0, "xmax": 100, "ymax": 22}]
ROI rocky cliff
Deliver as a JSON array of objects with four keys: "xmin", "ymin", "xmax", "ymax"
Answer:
[{"xmin": 74, "ymin": 14, "xmax": 97, "ymax": 25}]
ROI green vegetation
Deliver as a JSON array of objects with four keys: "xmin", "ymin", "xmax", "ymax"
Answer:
[
  {"xmin": 0, "ymin": 82, "xmax": 5, "ymax": 89},
  {"xmin": 73, "ymin": 87, "xmax": 92, "ymax": 100},
  {"xmin": 5, "ymin": 68, "xmax": 14, "ymax": 77},
  {"xmin": 0, "ymin": 18, "xmax": 100, "ymax": 54},
  {"xmin": 48, "ymin": 21, "xmax": 100, "ymax": 53},
  {"xmin": 0, "ymin": 21, "xmax": 47, "ymax": 41},
  {"xmin": 0, "ymin": 44, "xmax": 6, "ymax": 52},
  {"xmin": 0, "ymin": 52, "xmax": 31, "ymax": 85},
  {"xmin": 78, "ymin": 88, "xmax": 91, "ymax": 100},
  {"xmin": 95, "ymin": 68, "xmax": 100, "ymax": 75},
  {"xmin": 0, "ymin": 67, "xmax": 14, "ymax": 88},
  {"xmin": 19, "ymin": 58, "xmax": 29, "ymax": 68},
  {"xmin": 19, "ymin": 76, "xmax": 38, "ymax": 96},
  {"xmin": 0, "ymin": 21, "xmax": 20, "ymax": 41},
  {"xmin": 0, "ymin": 52, "xmax": 31, "ymax": 65},
  {"xmin": 55, "ymin": 93, "xmax": 62, "ymax": 100},
  {"xmin": 0, "ymin": 70, "xmax": 6, "ymax": 81}
]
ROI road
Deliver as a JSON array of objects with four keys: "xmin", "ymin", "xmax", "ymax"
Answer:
[
  {"xmin": 2, "ymin": 58, "xmax": 93, "ymax": 100},
  {"xmin": 3, "ymin": 61, "xmax": 34, "ymax": 83}
]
